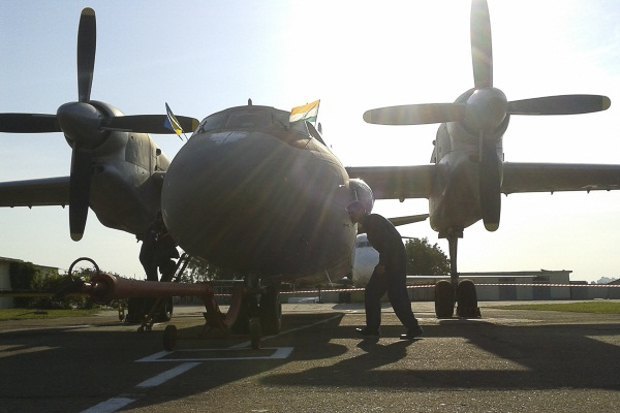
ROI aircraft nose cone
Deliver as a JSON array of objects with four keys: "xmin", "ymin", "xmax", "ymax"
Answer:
[
  {"xmin": 161, "ymin": 131, "xmax": 305, "ymax": 269},
  {"xmin": 161, "ymin": 129, "xmax": 350, "ymax": 275}
]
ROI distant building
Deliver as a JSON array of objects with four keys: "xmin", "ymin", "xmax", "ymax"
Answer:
[
  {"xmin": 0, "ymin": 257, "xmax": 60, "ymax": 309},
  {"xmin": 600, "ymin": 278, "xmax": 620, "ymax": 299}
]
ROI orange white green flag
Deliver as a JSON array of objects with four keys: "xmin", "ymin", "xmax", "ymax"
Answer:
[{"xmin": 289, "ymin": 100, "xmax": 320, "ymax": 123}]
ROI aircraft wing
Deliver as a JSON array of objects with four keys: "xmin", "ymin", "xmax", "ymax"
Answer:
[
  {"xmin": 389, "ymin": 213, "xmax": 429, "ymax": 226},
  {"xmin": 502, "ymin": 162, "xmax": 620, "ymax": 194},
  {"xmin": 346, "ymin": 165, "xmax": 435, "ymax": 199},
  {"xmin": 0, "ymin": 176, "xmax": 70, "ymax": 207}
]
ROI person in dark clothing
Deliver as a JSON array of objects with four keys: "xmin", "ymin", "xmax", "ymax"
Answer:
[
  {"xmin": 139, "ymin": 226, "xmax": 159, "ymax": 282},
  {"xmin": 138, "ymin": 215, "xmax": 180, "ymax": 282},
  {"xmin": 347, "ymin": 201, "xmax": 423, "ymax": 339},
  {"xmin": 129, "ymin": 216, "xmax": 179, "ymax": 323}
]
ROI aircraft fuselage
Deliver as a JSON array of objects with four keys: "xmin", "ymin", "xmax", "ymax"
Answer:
[{"xmin": 162, "ymin": 105, "xmax": 361, "ymax": 285}]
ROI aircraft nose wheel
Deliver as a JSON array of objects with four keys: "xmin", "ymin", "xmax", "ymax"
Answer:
[
  {"xmin": 163, "ymin": 325, "xmax": 178, "ymax": 351},
  {"xmin": 236, "ymin": 279, "xmax": 282, "ymax": 350}
]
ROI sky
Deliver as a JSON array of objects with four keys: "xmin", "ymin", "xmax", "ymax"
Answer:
[{"xmin": 1, "ymin": 0, "xmax": 619, "ymax": 283}]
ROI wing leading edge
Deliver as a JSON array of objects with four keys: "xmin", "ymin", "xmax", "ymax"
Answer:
[
  {"xmin": 0, "ymin": 177, "xmax": 70, "ymax": 207},
  {"xmin": 502, "ymin": 162, "xmax": 620, "ymax": 194},
  {"xmin": 347, "ymin": 162, "xmax": 620, "ymax": 201}
]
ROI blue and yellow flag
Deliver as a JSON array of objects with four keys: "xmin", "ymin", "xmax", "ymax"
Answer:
[
  {"xmin": 164, "ymin": 102, "xmax": 184, "ymax": 139},
  {"xmin": 289, "ymin": 100, "xmax": 320, "ymax": 123}
]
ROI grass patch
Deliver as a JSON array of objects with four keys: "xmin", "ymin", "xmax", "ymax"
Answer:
[
  {"xmin": 492, "ymin": 302, "xmax": 620, "ymax": 314},
  {"xmin": 0, "ymin": 308, "xmax": 101, "ymax": 321}
]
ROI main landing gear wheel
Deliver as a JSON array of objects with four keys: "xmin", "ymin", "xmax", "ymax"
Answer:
[
  {"xmin": 456, "ymin": 279, "xmax": 481, "ymax": 318},
  {"xmin": 434, "ymin": 280, "xmax": 455, "ymax": 318},
  {"xmin": 259, "ymin": 286, "xmax": 282, "ymax": 335}
]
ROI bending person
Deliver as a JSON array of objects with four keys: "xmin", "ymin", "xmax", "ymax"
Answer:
[{"xmin": 347, "ymin": 201, "xmax": 423, "ymax": 339}]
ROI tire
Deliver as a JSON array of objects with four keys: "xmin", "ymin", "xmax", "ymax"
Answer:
[
  {"xmin": 456, "ymin": 279, "xmax": 481, "ymax": 318},
  {"xmin": 259, "ymin": 289, "xmax": 282, "ymax": 335},
  {"xmin": 434, "ymin": 280, "xmax": 455, "ymax": 318}
]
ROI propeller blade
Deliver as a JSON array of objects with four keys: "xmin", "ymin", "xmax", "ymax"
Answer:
[
  {"xmin": 69, "ymin": 148, "xmax": 93, "ymax": 241},
  {"xmin": 363, "ymin": 103, "xmax": 465, "ymax": 125},
  {"xmin": 478, "ymin": 138, "xmax": 501, "ymax": 232},
  {"xmin": 507, "ymin": 95, "xmax": 611, "ymax": 115},
  {"xmin": 470, "ymin": 0, "xmax": 493, "ymax": 89},
  {"xmin": 77, "ymin": 8, "xmax": 96, "ymax": 102},
  {"xmin": 101, "ymin": 115, "xmax": 199, "ymax": 134},
  {"xmin": 0, "ymin": 114, "xmax": 60, "ymax": 133}
]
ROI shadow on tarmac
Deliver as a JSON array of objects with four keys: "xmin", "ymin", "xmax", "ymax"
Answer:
[
  {"xmin": 262, "ymin": 318, "xmax": 620, "ymax": 391},
  {"xmin": 1, "ymin": 311, "xmax": 619, "ymax": 412}
]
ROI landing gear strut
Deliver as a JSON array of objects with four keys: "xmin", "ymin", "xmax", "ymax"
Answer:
[
  {"xmin": 434, "ymin": 231, "xmax": 481, "ymax": 318},
  {"xmin": 230, "ymin": 276, "xmax": 282, "ymax": 349}
]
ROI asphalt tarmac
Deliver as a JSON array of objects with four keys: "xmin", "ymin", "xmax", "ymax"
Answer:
[{"xmin": 1, "ymin": 301, "xmax": 619, "ymax": 413}]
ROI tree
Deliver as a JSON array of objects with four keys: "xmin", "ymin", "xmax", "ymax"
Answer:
[
  {"xmin": 9, "ymin": 261, "xmax": 39, "ymax": 307},
  {"xmin": 8, "ymin": 261, "xmax": 97, "ymax": 309},
  {"xmin": 404, "ymin": 237, "xmax": 450, "ymax": 275},
  {"xmin": 182, "ymin": 257, "xmax": 241, "ymax": 283}
]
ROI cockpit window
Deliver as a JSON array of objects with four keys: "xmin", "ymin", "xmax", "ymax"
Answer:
[
  {"xmin": 226, "ymin": 111, "xmax": 272, "ymax": 129},
  {"xmin": 195, "ymin": 111, "xmax": 228, "ymax": 134},
  {"xmin": 193, "ymin": 106, "xmax": 312, "ymax": 143}
]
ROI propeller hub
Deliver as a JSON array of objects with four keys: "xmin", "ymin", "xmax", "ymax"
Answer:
[
  {"xmin": 464, "ymin": 88, "xmax": 507, "ymax": 132},
  {"xmin": 57, "ymin": 102, "xmax": 106, "ymax": 149}
]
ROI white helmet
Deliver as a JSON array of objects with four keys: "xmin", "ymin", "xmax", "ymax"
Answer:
[{"xmin": 348, "ymin": 179, "xmax": 374, "ymax": 215}]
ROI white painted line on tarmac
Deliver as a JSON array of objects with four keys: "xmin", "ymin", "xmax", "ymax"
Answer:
[
  {"xmin": 136, "ymin": 362, "xmax": 201, "ymax": 388},
  {"xmin": 80, "ymin": 397, "xmax": 136, "ymax": 413},
  {"xmin": 82, "ymin": 313, "xmax": 338, "ymax": 412},
  {"xmin": 135, "ymin": 351, "xmax": 172, "ymax": 363},
  {"xmin": 136, "ymin": 347, "xmax": 293, "ymax": 362}
]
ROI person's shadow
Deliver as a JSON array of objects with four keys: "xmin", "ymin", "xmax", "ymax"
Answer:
[{"xmin": 263, "ymin": 338, "xmax": 418, "ymax": 387}]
